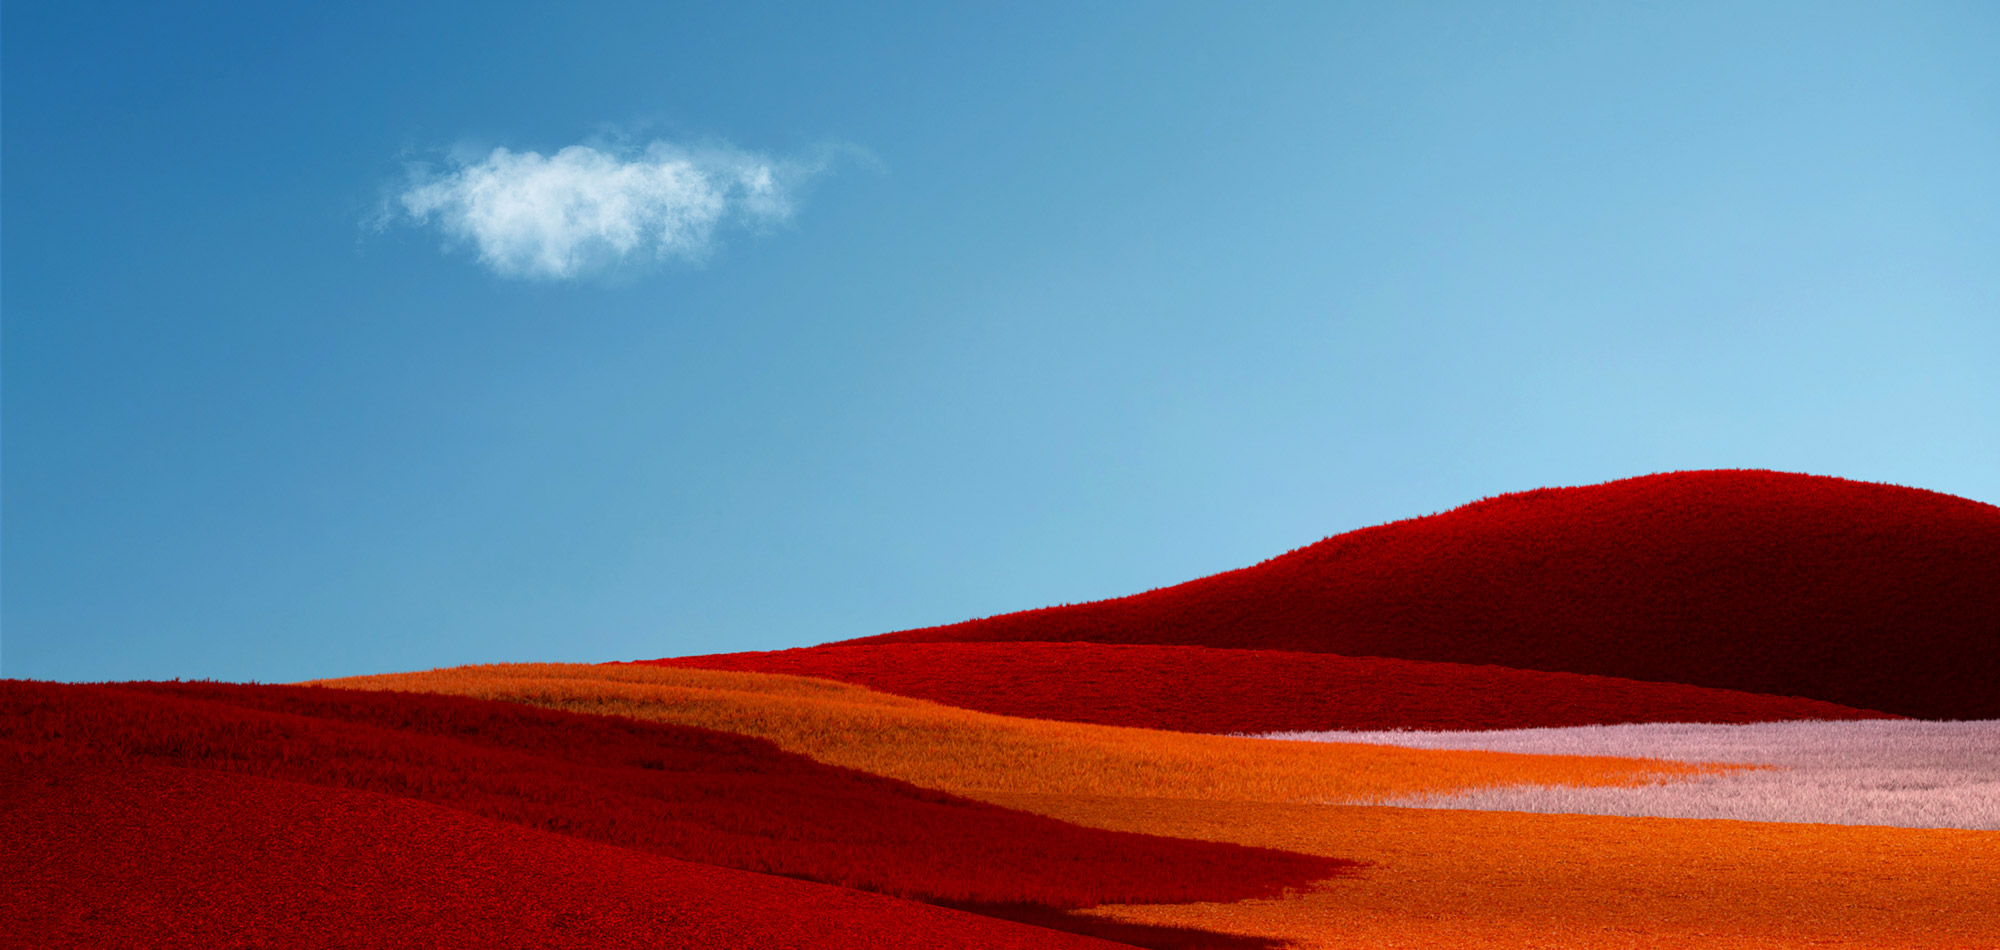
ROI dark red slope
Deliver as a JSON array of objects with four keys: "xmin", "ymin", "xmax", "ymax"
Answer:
[
  {"xmin": 658, "ymin": 642, "xmax": 1898, "ymax": 733},
  {"xmin": 846, "ymin": 471, "xmax": 2000, "ymax": 720},
  {"xmin": 2, "ymin": 762, "xmax": 1133, "ymax": 950},
  {"xmin": 0, "ymin": 680, "xmax": 1345, "ymax": 918}
]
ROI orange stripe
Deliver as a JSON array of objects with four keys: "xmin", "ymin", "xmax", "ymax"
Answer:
[
  {"xmin": 1006, "ymin": 793, "xmax": 2000, "ymax": 949},
  {"xmin": 317, "ymin": 662, "xmax": 1999, "ymax": 946},
  {"xmin": 314, "ymin": 662, "xmax": 1709, "ymax": 803}
]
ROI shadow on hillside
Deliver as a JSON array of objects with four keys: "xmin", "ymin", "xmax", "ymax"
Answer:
[{"xmin": 947, "ymin": 901, "xmax": 1290, "ymax": 950}]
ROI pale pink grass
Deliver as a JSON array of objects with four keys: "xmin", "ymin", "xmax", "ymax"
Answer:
[{"xmin": 1260, "ymin": 720, "xmax": 2000, "ymax": 829}]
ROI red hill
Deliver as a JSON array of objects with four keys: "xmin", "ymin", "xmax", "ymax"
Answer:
[
  {"xmin": 660, "ymin": 642, "xmax": 1897, "ymax": 733},
  {"xmin": 845, "ymin": 471, "xmax": 2000, "ymax": 721},
  {"xmin": 0, "ymin": 678, "xmax": 1345, "ymax": 946},
  {"xmin": 4, "ymin": 762, "xmax": 1132, "ymax": 950}
]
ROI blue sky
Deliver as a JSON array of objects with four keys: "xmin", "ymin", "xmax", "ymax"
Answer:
[{"xmin": 5, "ymin": 1, "xmax": 1996, "ymax": 682}]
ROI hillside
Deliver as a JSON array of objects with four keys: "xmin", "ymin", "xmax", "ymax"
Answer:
[
  {"xmin": 4, "ymin": 762, "xmax": 1133, "ymax": 950},
  {"xmin": 845, "ymin": 471, "xmax": 2000, "ymax": 720},
  {"xmin": 658, "ymin": 642, "xmax": 1897, "ymax": 733},
  {"xmin": 1, "ymin": 679, "xmax": 1343, "ymax": 948}
]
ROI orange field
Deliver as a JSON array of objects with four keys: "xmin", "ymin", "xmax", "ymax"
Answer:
[
  {"xmin": 317, "ymin": 662, "xmax": 2000, "ymax": 947},
  {"xmin": 315, "ymin": 663, "xmax": 1713, "ymax": 803},
  {"xmin": 1013, "ymin": 794, "xmax": 2000, "ymax": 949}
]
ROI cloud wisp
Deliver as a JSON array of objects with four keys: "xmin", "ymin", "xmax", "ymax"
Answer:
[{"xmin": 391, "ymin": 141, "xmax": 821, "ymax": 280}]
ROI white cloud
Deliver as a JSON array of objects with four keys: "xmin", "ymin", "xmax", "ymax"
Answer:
[{"xmin": 394, "ymin": 141, "xmax": 815, "ymax": 280}]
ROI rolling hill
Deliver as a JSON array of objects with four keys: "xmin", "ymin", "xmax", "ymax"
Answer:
[
  {"xmin": 4, "ymin": 762, "xmax": 1135, "ymax": 950},
  {"xmin": 1, "ymin": 679, "xmax": 1344, "ymax": 948},
  {"xmin": 658, "ymin": 641, "xmax": 1898, "ymax": 733},
  {"xmin": 14, "ymin": 468, "xmax": 1997, "ymax": 950},
  {"xmin": 845, "ymin": 471, "xmax": 2000, "ymax": 720}
]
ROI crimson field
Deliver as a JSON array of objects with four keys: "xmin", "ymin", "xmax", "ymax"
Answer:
[{"xmin": 8, "ymin": 470, "xmax": 1998, "ymax": 949}]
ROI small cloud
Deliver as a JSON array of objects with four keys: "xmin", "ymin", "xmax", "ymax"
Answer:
[{"xmin": 390, "ymin": 140, "xmax": 825, "ymax": 280}]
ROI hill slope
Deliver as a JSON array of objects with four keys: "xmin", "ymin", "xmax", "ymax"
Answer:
[
  {"xmin": 0, "ymin": 680, "xmax": 1343, "ymax": 919},
  {"xmin": 3, "ymin": 762, "xmax": 1132, "ymax": 950},
  {"xmin": 657, "ymin": 642, "xmax": 1897, "ymax": 733},
  {"xmin": 846, "ymin": 471, "xmax": 2000, "ymax": 720}
]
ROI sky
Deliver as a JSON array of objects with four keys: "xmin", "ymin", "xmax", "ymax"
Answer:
[{"xmin": 4, "ymin": 1, "xmax": 1996, "ymax": 683}]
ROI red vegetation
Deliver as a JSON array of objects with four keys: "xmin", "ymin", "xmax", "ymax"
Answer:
[
  {"xmin": 657, "ymin": 642, "xmax": 1899, "ymax": 734},
  {"xmin": 846, "ymin": 471, "xmax": 2000, "ymax": 721},
  {"xmin": 0, "ymin": 681, "xmax": 1344, "ymax": 924},
  {"xmin": 4, "ymin": 762, "xmax": 1133, "ymax": 950}
]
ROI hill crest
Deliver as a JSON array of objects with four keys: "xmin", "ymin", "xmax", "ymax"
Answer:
[{"xmin": 844, "ymin": 470, "xmax": 2000, "ymax": 720}]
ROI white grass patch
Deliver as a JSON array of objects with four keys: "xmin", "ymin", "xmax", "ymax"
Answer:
[{"xmin": 1259, "ymin": 720, "xmax": 2000, "ymax": 830}]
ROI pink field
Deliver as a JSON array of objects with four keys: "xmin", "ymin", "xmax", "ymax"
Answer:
[{"xmin": 1265, "ymin": 720, "xmax": 2000, "ymax": 829}]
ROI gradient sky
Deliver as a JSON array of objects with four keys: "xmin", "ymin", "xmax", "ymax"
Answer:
[{"xmin": 5, "ymin": 1, "xmax": 1996, "ymax": 683}]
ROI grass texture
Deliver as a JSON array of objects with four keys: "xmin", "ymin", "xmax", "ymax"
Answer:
[
  {"xmin": 846, "ymin": 470, "xmax": 2000, "ymax": 720},
  {"xmin": 1010, "ymin": 794, "xmax": 2000, "ymax": 949},
  {"xmin": 18, "ymin": 466, "xmax": 1996, "ymax": 949},
  {"xmin": 314, "ymin": 662, "xmax": 1716, "ymax": 803},
  {"xmin": 657, "ymin": 641, "xmax": 1896, "ymax": 733},
  {"xmin": 0, "ymin": 680, "xmax": 1347, "ymax": 913},
  {"xmin": 1263, "ymin": 720, "xmax": 2000, "ymax": 829},
  {"xmin": 318, "ymin": 664, "xmax": 1999, "ymax": 947},
  {"xmin": 5, "ymin": 762, "xmax": 1133, "ymax": 950}
]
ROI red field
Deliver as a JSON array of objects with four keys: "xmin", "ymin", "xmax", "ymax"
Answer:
[
  {"xmin": 3, "ymin": 762, "xmax": 1136, "ymax": 950},
  {"xmin": 314, "ymin": 662, "xmax": 2000, "ymax": 949},
  {"xmin": 0, "ymin": 680, "xmax": 1346, "ymax": 941},
  {"xmin": 15, "ymin": 469, "xmax": 1996, "ymax": 949},
  {"xmin": 655, "ymin": 642, "xmax": 1898, "ymax": 733},
  {"xmin": 846, "ymin": 471, "xmax": 2000, "ymax": 720}
]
